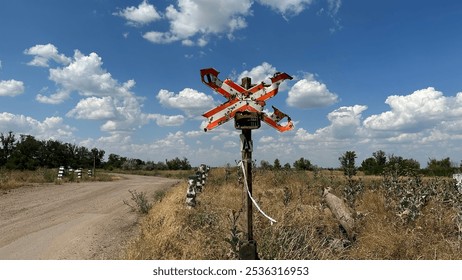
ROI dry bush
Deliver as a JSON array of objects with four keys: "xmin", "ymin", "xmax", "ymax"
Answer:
[{"xmin": 123, "ymin": 190, "xmax": 153, "ymax": 214}]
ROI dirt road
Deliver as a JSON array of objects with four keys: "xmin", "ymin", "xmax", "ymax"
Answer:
[{"xmin": 0, "ymin": 174, "xmax": 179, "ymax": 260}]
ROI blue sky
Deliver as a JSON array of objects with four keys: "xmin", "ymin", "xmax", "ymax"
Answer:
[{"xmin": 1, "ymin": 0, "xmax": 462, "ymax": 168}]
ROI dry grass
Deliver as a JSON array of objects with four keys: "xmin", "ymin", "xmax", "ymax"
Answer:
[
  {"xmin": 0, "ymin": 168, "xmax": 115, "ymax": 190},
  {"xmin": 124, "ymin": 168, "xmax": 462, "ymax": 260},
  {"xmin": 0, "ymin": 168, "xmax": 56, "ymax": 190},
  {"xmin": 112, "ymin": 169, "xmax": 193, "ymax": 180}
]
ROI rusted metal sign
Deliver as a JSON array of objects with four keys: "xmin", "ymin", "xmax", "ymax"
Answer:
[{"xmin": 200, "ymin": 68, "xmax": 294, "ymax": 132}]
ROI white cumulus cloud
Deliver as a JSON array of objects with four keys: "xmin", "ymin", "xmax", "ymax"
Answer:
[
  {"xmin": 147, "ymin": 114, "xmax": 185, "ymax": 126},
  {"xmin": 324, "ymin": 105, "xmax": 368, "ymax": 138},
  {"xmin": 25, "ymin": 43, "xmax": 178, "ymax": 138},
  {"xmin": 237, "ymin": 62, "xmax": 277, "ymax": 84},
  {"xmin": 30, "ymin": 47, "xmax": 148, "ymax": 132},
  {"xmin": 120, "ymin": 0, "xmax": 341, "ymax": 46},
  {"xmin": 143, "ymin": 0, "xmax": 252, "ymax": 46},
  {"xmin": 0, "ymin": 112, "xmax": 75, "ymax": 140},
  {"xmin": 363, "ymin": 87, "xmax": 452, "ymax": 132},
  {"xmin": 35, "ymin": 90, "xmax": 70, "ymax": 104},
  {"xmin": 24, "ymin": 43, "xmax": 71, "ymax": 67},
  {"xmin": 114, "ymin": 0, "xmax": 161, "ymax": 26},
  {"xmin": 157, "ymin": 88, "xmax": 216, "ymax": 117},
  {"xmin": 66, "ymin": 96, "xmax": 116, "ymax": 120},
  {"xmin": 0, "ymin": 79, "xmax": 25, "ymax": 97},
  {"xmin": 287, "ymin": 74, "xmax": 338, "ymax": 108},
  {"xmin": 48, "ymin": 50, "xmax": 135, "ymax": 98}
]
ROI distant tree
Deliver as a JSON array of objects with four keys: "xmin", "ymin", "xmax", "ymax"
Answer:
[
  {"xmin": 91, "ymin": 148, "xmax": 105, "ymax": 168},
  {"xmin": 339, "ymin": 151, "xmax": 357, "ymax": 178},
  {"xmin": 374, "ymin": 150, "xmax": 387, "ymax": 166},
  {"xmin": 283, "ymin": 163, "xmax": 291, "ymax": 170},
  {"xmin": 6, "ymin": 135, "xmax": 41, "ymax": 170},
  {"xmin": 154, "ymin": 161, "xmax": 168, "ymax": 170},
  {"xmin": 293, "ymin": 157, "xmax": 312, "ymax": 171},
  {"xmin": 402, "ymin": 158, "xmax": 420, "ymax": 173},
  {"xmin": 273, "ymin": 158, "xmax": 282, "ymax": 170},
  {"xmin": 166, "ymin": 157, "xmax": 191, "ymax": 170},
  {"xmin": 122, "ymin": 158, "xmax": 141, "ymax": 170},
  {"xmin": 260, "ymin": 160, "xmax": 272, "ymax": 170},
  {"xmin": 360, "ymin": 150, "xmax": 387, "ymax": 175},
  {"xmin": 360, "ymin": 157, "xmax": 378, "ymax": 175},
  {"xmin": 426, "ymin": 157, "xmax": 454, "ymax": 176},
  {"xmin": 106, "ymin": 153, "xmax": 126, "ymax": 169},
  {"xmin": 143, "ymin": 161, "xmax": 155, "ymax": 171},
  {"xmin": 0, "ymin": 131, "xmax": 16, "ymax": 166},
  {"xmin": 43, "ymin": 139, "xmax": 68, "ymax": 168},
  {"xmin": 384, "ymin": 154, "xmax": 421, "ymax": 176}
]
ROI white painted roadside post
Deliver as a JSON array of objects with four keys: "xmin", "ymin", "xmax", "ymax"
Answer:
[
  {"xmin": 453, "ymin": 173, "xmax": 462, "ymax": 193},
  {"xmin": 200, "ymin": 68, "xmax": 293, "ymax": 260},
  {"xmin": 186, "ymin": 175, "xmax": 197, "ymax": 208},
  {"xmin": 75, "ymin": 169, "xmax": 82, "ymax": 181},
  {"xmin": 57, "ymin": 166, "xmax": 65, "ymax": 180},
  {"xmin": 185, "ymin": 165, "xmax": 210, "ymax": 208},
  {"xmin": 195, "ymin": 171, "xmax": 203, "ymax": 193},
  {"xmin": 199, "ymin": 164, "xmax": 207, "ymax": 188}
]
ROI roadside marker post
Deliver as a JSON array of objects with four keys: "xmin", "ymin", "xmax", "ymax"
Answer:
[
  {"xmin": 186, "ymin": 175, "xmax": 197, "ymax": 208},
  {"xmin": 195, "ymin": 171, "xmax": 203, "ymax": 193},
  {"xmin": 57, "ymin": 166, "xmax": 65, "ymax": 180},
  {"xmin": 200, "ymin": 68, "xmax": 294, "ymax": 260},
  {"xmin": 75, "ymin": 169, "xmax": 82, "ymax": 181}
]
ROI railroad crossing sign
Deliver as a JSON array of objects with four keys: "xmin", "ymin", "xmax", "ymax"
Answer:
[
  {"xmin": 200, "ymin": 68, "xmax": 294, "ymax": 132},
  {"xmin": 200, "ymin": 67, "xmax": 295, "ymax": 260}
]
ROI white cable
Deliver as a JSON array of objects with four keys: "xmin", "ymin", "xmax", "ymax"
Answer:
[{"xmin": 238, "ymin": 161, "xmax": 277, "ymax": 225}]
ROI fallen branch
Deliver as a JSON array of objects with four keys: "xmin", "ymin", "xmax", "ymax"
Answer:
[{"xmin": 323, "ymin": 187, "xmax": 356, "ymax": 241}]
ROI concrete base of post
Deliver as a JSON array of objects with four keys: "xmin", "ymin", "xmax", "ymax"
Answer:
[{"xmin": 239, "ymin": 240, "xmax": 259, "ymax": 260}]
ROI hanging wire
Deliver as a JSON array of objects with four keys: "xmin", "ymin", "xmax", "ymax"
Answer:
[{"xmin": 238, "ymin": 160, "xmax": 277, "ymax": 225}]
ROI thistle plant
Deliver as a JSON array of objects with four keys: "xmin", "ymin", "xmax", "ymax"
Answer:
[
  {"xmin": 382, "ymin": 170, "xmax": 434, "ymax": 223},
  {"xmin": 224, "ymin": 209, "xmax": 244, "ymax": 259}
]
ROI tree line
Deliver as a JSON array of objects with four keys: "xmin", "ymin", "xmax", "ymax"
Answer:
[
  {"xmin": 2, "ymin": 130, "xmax": 456, "ymax": 176},
  {"xmin": 0, "ymin": 132, "xmax": 105, "ymax": 170},
  {"xmin": 259, "ymin": 150, "xmax": 460, "ymax": 177},
  {"xmin": 357, "ymin": 150, "xmax": 460, "ymax": 177},
  {"xmin": 105, "ymin": 154, "xmax": 191, "ymax": 171},
  {"xmin": 0, "ymin": 132, "xmax": 191, "ymax": 171}
]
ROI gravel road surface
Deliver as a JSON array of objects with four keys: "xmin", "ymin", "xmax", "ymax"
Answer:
[{"xmin": 0, "ymin": 174, "xmax": 179, "ymax": 260}]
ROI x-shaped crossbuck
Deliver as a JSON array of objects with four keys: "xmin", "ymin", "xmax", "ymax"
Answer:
[{"xmin": 201, "ymin": 68, "xmax": 294, "ymax": 132}]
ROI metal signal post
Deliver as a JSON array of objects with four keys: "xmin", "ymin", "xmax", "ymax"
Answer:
[
  {"xmin": 200, "ymin": 68, "xmax": 293, "ymax": 260},
  {"xmin": 239, "ymin": 77, "xmax": 257, "ymax": 259}
]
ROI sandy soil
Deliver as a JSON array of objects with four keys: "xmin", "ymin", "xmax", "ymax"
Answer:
[{"xmin": 0, "ymin": 174, "xmax": 179, "ymax": 260}]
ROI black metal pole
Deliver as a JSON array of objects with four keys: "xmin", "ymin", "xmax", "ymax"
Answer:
[
  {"xmin": 242, "ymin": 128, "xmax": 253, "ymax": 241},
  {"xmin": 239, "ymin": 77, "xmax": 258, "ymax": 260}
]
